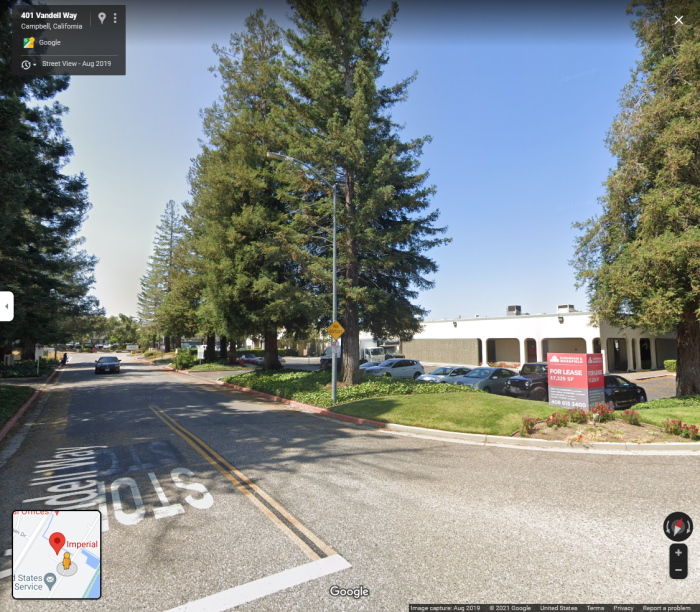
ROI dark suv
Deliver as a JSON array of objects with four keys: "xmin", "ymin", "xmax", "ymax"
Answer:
[{"xmin": 503, "ymin": 362, "xmax": 548, "ymax": 401}]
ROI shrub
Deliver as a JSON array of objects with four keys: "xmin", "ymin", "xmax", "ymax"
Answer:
[
  {"xmin": 567, "ymin": 408, "xmax": 588, "ymax": 424},
  {"xmin": 681, "ymin": 424, "xmax": 700, "ymax": 440},
  {"xmin": 620, "ymin": 409, "xmax": 641, "ymax": 425},
  {"xmin": 173, "ymin": 351, "xmax": 196, "ymax": 370},
  {"xmin": 520, "ymin": 415, "xmax": 538, "ymax": 436},
  {"xmin": 664, "ymin": 359, "xmax": 677, "ymax": 372},
  {"xmin": 662, "ymin": 419, "xmax": 684, "ymax": 435},
  {"xmin": 545, "ymin": 412, "xmax": 569, "ymax": 428},
  {"xmin": 143, "ymin": 350, "xmax": 164, "ymax": 359},
  {"xmin": 591, "ymin": 403, "xmax": 615, "ymax": 423},
  {"xmin": 221, "ymin": 369, "xmax": 478, "ymax": 408}
]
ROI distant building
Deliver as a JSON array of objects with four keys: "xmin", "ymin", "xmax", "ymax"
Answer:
[{"xmin": 400, "ymin": 305, "xmax": 677, "ymax": 373}]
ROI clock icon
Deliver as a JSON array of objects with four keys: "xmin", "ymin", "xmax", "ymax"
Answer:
[{"xmin": 21, "ymin": 60, "xmax": 31, "ymax": 70}]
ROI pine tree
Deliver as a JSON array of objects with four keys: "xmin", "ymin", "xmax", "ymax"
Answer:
[
  {"xmin": 137, "ymin": 200, "xmax": 186, "ymax": 351},
  {"xmin": 282, "ymin": 0, "xmax": 450, "ymax": 383},
  {"xmin": 0, "ymin": 0, "xmax": 100, "ymax": 358},
  {"xmin": 187, "ymin": 9, "xmax": 318, "ymax": 369},
  {"xmin": 572, "ymin": 0, "xmax": 700, "ymax": 395}
]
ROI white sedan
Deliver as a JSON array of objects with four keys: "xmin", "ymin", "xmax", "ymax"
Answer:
[{"xmin": 363, "ymin": 359, "xmax": 424, "ymax": 379}]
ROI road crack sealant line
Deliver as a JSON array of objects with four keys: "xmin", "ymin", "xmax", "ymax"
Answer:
[
  {"xmin": 148, "ymin": 404, "xmax": 338, "ymax": 562},
  {"xmin": 161, "ymin": 367, "xmax": 700, "ymax": 455},
  {"xmin": 0, "ymin": 367, "xmax": 62, "ymax": 442}
]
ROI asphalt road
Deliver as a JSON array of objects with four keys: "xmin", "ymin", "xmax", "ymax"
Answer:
[{"xmin": 0, "ymin": 353, "xmax": 698, "ymax": 610}]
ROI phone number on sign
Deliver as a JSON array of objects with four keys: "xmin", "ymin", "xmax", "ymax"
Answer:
[{"xmin": 550, "ymin": 400, "xmax": 588, "ymax": 409}]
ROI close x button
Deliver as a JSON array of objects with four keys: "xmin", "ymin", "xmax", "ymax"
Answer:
[{"xmin": 670, "ymin": 544, "xmax": 688, "ymax": 579}]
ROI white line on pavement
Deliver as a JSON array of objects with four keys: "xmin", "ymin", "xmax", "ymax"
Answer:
[
  {"xmin": 3, "ymin": 549, "xmax": 10, "ymax": 556},
  {"xmin": 0, "ymin": 569, "xmax": 10, "ymax": 580},
  {"xmin": 164, "ymin": 554, "xmax": 351, "ymax": 611}
]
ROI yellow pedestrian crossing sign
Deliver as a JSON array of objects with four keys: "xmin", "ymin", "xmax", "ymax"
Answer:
[{"xmin": 327, "ymin": 321, "xmax": 345, "ymax": 339}]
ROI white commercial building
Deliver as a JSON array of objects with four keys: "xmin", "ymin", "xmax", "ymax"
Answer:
[{"xmin": 400, "ymin": 305, "xmax": 677, "ymax": 374}]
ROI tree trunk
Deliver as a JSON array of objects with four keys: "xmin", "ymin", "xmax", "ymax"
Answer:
[
  {"xmin": 341, "ymin": 223, "xmax": 360, "ymax": 384},
  {"xmin": 173, "ymin": 336, "xmax": 181, "ymax": 349},
  {"xmin": 676, "ymin": 303, "xmax": 700, "ymax": 396},
  {"xmin": 205, "ymin": 335, "xmax": 216, "ymax": 362},
  {"xmin": 21, "ymin": 342, "xmax": 35, "ymax": 361},
  {"xmin": 227, "ymin": 338, "xmax": 238, "ymax": 365},
  {"xmin": 220, "ymin": 335, "xmax": 227, "ymax": 360},
  {"xmin": 264, "ymin": 327, "xmax": 281, "ymax": 369},
  {"xmin": 163, "ymin": 336, "xmax": 171, "ymax": 353}
]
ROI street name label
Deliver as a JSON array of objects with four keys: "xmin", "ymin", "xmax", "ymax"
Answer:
[
  {"xmin": 12, "ymin": 5, "xmax": 126, "ymax": 75},
  {"xmin": 12, "ymin": 510, "xmax": 101, "ymax": 599},
  {"xmin": 327, "ymin": 321, "xmax": 345, "ymax": 339}
]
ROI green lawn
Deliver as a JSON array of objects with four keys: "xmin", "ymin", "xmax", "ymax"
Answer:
[
  {"xmin": 633, "ymin": 396, "xmax": 700, "ymax": 428},
  {"xmin": 332, "ymin": 393, "xmax": 555, "ymax": 436},
  {"xmin": 188, "ymin": 362, "xmax": 245, "ymax": 372},
  {"xmin": 0, "ymin": 386, "xmax": 35, "ymax": 428},
  {"xmin": 220, "ymin": 370, "xmax": 700, "ymax": 437},
  {"xmin": 333, "ymin": 394, "xmax": 700, "ymax": 437}
]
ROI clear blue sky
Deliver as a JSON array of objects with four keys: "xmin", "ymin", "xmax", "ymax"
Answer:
[{"xmin": 42, "ymin": 0, "xmax": 640, "ymax": 321}]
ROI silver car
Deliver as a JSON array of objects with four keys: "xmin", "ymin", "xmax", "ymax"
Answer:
[
  {"xmin": 255, "ymin": 356, "xmax": 286, "ymax": 366},
  {"xmin": 359, "ymin": 361, "xmax": 381, "ymax": 370},
  {"xmin": 363, "ymin": 358, "xmax": 425, "ymax": 379},
  {"xmin": 416, "ymin": 366, "xmax": 472, "ymax": 384},
  {"xmin": 454, "ymin": 367, "xmax": 517, "ymax": 394}
]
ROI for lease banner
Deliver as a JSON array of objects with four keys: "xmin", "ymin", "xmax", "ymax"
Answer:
[{"xmin": 548, "ymin": 353, "xmax": 604, "ymax": 410}]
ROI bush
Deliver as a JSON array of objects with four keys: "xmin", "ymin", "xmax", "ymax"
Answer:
[
  {"xmin": 567, "ymin": 408, "xmax": 588, "ymax": 424},
  {"xmin": 681, "ymin": 424, "xmax": 700, "ymax": 440},
  {"xmin": 591, "ymin": 403, "xmax": 615, "ymax": 423},
  {"xmin": 0, "ymin": 359, "xmax": 56, "ymax": 378},
  {"xmin": 173, "ymin": 351, "xmax": 196, "ymax": 370},
  {"xmin": 620, "ymin": 409, "xmax": 641, "ymax": 425},
  {"xmin": 520, "ymin": 416, "xmax": 538, "ymax": 436},
  {"xmin": 545, "ymin": 412, "xmax": 569, "ymax": 428},
  {"xmin": 662, "ymin": 419, "xmax": 684, "ymax": 435},
  {"xmin": 221, "ymin": 369, "xmax": 479, "ymax": 408},
  {"xmin": 664, "ymin": 360, "xmax": 677, "ymax": 372},
  {"xmin": 143, "ymin": 350, "xmax": 164, "ymax": 359}
]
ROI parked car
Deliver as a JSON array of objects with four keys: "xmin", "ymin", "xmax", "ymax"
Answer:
[
  {"xmin": 604, "ymin": 375, "xmax": 647, "ymax": 409},
  {"xmin": 363, "ymin": 359, "xmax": 425, "ymax": 379},
  {"xmin": 416, "ymin": 366, "xmax": 472, "ymax": 383},
  {"xmin": 454, "ymin": 367, "xmax": 517, "ymax": 394},
  {"xmin": 503, "ymin": 362, "xmax": 548, "ymax": 401},
  {"xmin": 95, "ymin": 356, "xmax": 121, "ymax": 374},
  {"xmin": 255, "ymin": 356, "xmax": 286, "ymax": 366},
  {"xmin": 238, "ymin": 353, "xmax": 260, "ymax": 366},
  {"xmin": 359, "ymin": 361, "xmax": 381, "ymax": 371}
]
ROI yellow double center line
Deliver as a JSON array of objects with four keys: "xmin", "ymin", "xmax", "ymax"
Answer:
[{"xmin": 149, "ymin": 405, "xmax": 336, "ymax": 561}]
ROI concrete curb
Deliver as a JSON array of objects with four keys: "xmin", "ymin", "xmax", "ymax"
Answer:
[
  {"xmin": 0, "ymin": 367, "xmax": 61, "ymax": 442},
  {"xmin": 161, "ymin": 368, "xmax": 700, "ymax": 454}
]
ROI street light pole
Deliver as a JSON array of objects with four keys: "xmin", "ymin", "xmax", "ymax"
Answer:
[{"xmin": 267, "ymin": 151, "xmax": 339, "ymax": 403}]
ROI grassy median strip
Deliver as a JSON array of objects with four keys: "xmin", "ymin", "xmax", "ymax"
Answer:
[
  {"xmin": 634, "ymin": 396, "xmax": 700, "ymax": 428},
  {"xmin": 188, "ymin": 362, "xmax": 245, "ymax": 372},
  {"xmin": 221, "ymin": 370, "xmax": 700, "ymax": 437},
  {"xmin": 0, "ymin": 386, "xmax": 36, "ymax": 429},
  {"xmin": 221, "ymin": 369, "xmax": 481, "ymax": 408},
  {"xmin": 333, "ymin": 393, "xmax": 557, "ymax": 436}
]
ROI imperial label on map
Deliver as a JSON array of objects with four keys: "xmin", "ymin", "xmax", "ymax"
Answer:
[{"xmin": 12, "ymin": 510, "xmax": 101, "ymax": 599}]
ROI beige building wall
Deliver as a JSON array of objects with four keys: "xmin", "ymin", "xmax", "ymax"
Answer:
[
  {"xmin": 401, "ymin": 338, "xmax": 480, "ymax": 365},
  {"xmin": 494, "ymin": 338, "xmax": 519, "ymax": 362},
  {"xmin": 545, "ymin": 337, "xmax": 587, "ymax": 354}
]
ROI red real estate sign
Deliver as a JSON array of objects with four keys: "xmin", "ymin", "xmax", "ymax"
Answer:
[{"xmin": 547, "ymin": 353, "xmax": 605, "ymax": 411}]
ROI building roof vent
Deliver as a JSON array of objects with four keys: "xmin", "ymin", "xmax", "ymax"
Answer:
[
  {"xmin": 506, "ymin": 305, "xmax": 522, "ymax": 316},
  {"xmin": 557, "ymin": 304, "xmax": 575, "ymax": 313}
]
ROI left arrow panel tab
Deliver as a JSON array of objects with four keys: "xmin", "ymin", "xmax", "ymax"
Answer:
[{"xmin": 0, "ymin": 291, "xmax": 14, "ymax": 322}]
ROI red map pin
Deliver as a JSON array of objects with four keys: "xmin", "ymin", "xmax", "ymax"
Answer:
[{"xmin": 49, "ymin": 532, "xmax": 65, "ymax": 555}]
